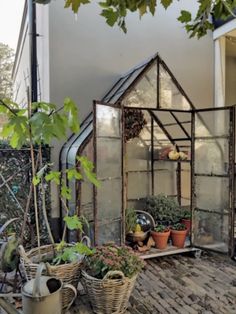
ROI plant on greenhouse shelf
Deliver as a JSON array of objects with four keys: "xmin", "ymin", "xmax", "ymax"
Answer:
[
  {"xmin": 171, "ymin": 223, "xmax": 187, "ymax": 248},
  {"xmin": 151, "ymin": 225, "xmax": 170, "ymax": 250},
  {"xmin": 144, "ymin": 194, "xmax": 181, "ymax": 226},
  {"xmin": 180, "ymin": 209, "xmax": 191, "ymax": 234}
]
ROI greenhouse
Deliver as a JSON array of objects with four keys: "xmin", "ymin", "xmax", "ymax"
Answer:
[{"xmin": 61, "ymin": 53, "xmax": 235, "ymax": 258}]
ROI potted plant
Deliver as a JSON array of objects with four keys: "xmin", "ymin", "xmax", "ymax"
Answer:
[
  {"xmin": 0, "ymin": 97, "xmax": 99, "ymax": 309},
  {"xmin": 82, "ymin": 244, "xmax": 145, "ymax": 314},
  {"xmin": 144, "ymin": 194, "xmax": 181, "ymax": 226},
  {"xmin": 151, "ymin": 225, "xmax": 170, "ymax": 250},
  {"xmin": 180, "ymin": 209, "xmax": 191, "ymax": 234},
  {"xmin": 170, "ymin": 223, "xmax": 187, "ymax": 248}
]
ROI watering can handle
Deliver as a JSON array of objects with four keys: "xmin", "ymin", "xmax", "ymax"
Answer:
[
  {"xmin": 32, "ymin": 263, "xmax": 46, "ymax": 297},
  {"xmin": 63, "ymin": 284, "xmax": 77, "ymax": 311}
]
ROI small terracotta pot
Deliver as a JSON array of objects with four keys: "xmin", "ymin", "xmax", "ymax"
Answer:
[
  {"xmin": 171, "ymin": 229, "xmax": 187, "ymax": 248},
  {"xmin": 181, "ymin": 219, "xmax": 191, "ymax": 235},
  {"xmin": 151, "ymin": 230, "xmax": 170, "ymax": 250}
]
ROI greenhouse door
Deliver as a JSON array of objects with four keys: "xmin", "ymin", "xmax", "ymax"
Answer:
[
  {"xmin": 192, "ymin": 107, "xmax": 235, "ymax": 256},
  {"xmin": 93, "ymin": 101, "xmax": 124, "ymax": 246}
]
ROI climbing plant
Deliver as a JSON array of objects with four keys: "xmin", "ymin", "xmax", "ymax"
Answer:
[{"xmin": 0, "ymin": 97, "xmax": 99, "ymax": 248}]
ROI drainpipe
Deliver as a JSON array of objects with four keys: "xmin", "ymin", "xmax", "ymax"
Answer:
[{"xmin": 28, "ymin": 0, "xmax": 38, "ymax": 102}]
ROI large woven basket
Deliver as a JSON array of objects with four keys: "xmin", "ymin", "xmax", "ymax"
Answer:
[
  {"xmin": 19, "ymin": 244, "xmax": 81, "ymax": 309},
  {"xmin": 82, "ymin": 270, "xmax": 138, "ymax": 314}
]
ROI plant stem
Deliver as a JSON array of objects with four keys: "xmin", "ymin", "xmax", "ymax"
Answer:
[
  {"xmin": 0, "ymin": 99, "xmax": 17, "ymax": 116},
  {"xmin": 39, "ymin": 145, "xmax": 55, "ymax": 244},
  {"xmin": 27, "ymin": 89, "xmax": 41, "ymax": 253},
  {"xmin": 60, "ymin": 197, "xmax": 69, "ymax": 242}
]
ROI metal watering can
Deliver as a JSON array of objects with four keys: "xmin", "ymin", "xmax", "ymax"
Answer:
[{"xmin": 22, "ymin": 263, "xmax": 77, "ymax": 314}]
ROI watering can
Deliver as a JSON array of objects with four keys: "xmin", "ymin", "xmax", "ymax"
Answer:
[{"xmin": 22, "ymin": 263, "xmax": 77, "ymax": 314}]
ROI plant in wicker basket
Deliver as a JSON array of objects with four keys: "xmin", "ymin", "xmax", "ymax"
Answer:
[
  {"xmin": 124, "ymin": 108, "xmax": 147, "ymax": 142},
  {"xmin": 82, "ymin": 244, "xmax": 145, "ymax": 314}
]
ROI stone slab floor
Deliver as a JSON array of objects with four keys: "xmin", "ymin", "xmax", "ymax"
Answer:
[{"xmin": 69, "ymin": 251, "xmax": 236, "ymax": 314}]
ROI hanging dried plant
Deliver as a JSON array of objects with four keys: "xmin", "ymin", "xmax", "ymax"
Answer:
[{"xmin": 124, "ymin": 109, "xmax": 147, "ymax": 142}]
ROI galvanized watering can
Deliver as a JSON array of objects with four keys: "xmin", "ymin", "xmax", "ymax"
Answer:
[{"xmin": 22, "ymin": 263, "xmax": 77, "ymax": 314}]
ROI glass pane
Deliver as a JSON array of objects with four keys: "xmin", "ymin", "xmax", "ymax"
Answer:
[
  {"xmin": 192, "ymin": 211, "xmax": 228, "ymax": 253},
  {"xmin": 195, "ymin": 139, "xmax": 228, "ymax": 175},
  {"xmin": 159, "ymin": 65, "xmax": 191, "ymax": 110},
  {"xmin": 122, "ymin": 62, "xmax": 157, "ymax": 108},
  {"xmin": 97, "ymin": 220, "xmax": 121, "ymax": 245},
  {"xmin": 127, "ymin": 172, "xmax": 151, "ymax": 199},
  {"xmin": 97, "ymin": 178, "xmax": 122, "ymax": 221},
  {"xmin": 154, "ymin": 168, "xmax": 177, "ymax": 195},
  {"xmin": 195, "ymin": 110, "xmax": 229, "ymax": 137},
  {"xmin": 195, "ymin": 177, "xmax": 229, "ymax": 212},
  {"xmin": 96, "ymin": 105, "xmax": 121, "ymax": 137},
  {"xmin": 97, "ymin": 138, "xmax": 121, "ymax": 178}
]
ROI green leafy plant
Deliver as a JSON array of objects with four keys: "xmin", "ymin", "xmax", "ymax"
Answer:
[
  {"xmin": 125, "ymin": 208, "xmax": 137, "ymax": 234},
  {"xmin": 84, "ymin": 244, "xmax": 145, "ymax": 279},
  {"xmin": 0, "ymin": 97, "xmax": 99, "ymax": 256},
  {"xmin": 144, "ymin": 194, "xmax": 181, "ymax": 225},
  {"xmin": 53, "ymin": 240, "xmax": 94, "ymax": 265},
  {"xmin": 181, "ymin": 209, "xmax": 191, "ymax": 220},
  {"xmin": 154, "ymin": 225, "xmax": 169, "ymax": 233},
  {"xmin": 171, "ymin": 223, "xmax": 187, "ymax": 231}
]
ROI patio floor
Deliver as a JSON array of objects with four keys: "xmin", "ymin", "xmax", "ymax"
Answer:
[{"xmin": 69, "ymin": 251, "xmax": 236, "ymax": 314}]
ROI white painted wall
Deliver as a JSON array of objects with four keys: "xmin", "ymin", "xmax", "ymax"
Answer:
[{"xmin": 49, "ymin": 0, "xmax": 214, "ymax": 122}]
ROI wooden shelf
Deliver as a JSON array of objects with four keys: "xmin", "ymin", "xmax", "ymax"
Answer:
[
  {"xmin": 139, "ymin": 245, "xmax": 200, "ymax": 259},
  {"xmin": 153, "ymin": 159, "xmax": 191, "ymax": 163}
]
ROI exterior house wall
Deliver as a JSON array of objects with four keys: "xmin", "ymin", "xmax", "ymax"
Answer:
[{"xmin": 48, "ymin": 0, "xmax": 214, "ymax": 122}]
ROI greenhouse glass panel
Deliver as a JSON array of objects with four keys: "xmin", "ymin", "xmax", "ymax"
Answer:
[
  {"xmin": 192, "ymin": 211, "xmax": 228, "ymax": 253},
  {"xmin": 95, "ymin": 103, "xmax": 123, "ymax": 245},
  {"xmin": 159, "ymin": 65, "xmax": 191, "ymax": 110},
  {"xmin": 195, "ymin": 110, "xmax": 229, "ymax": 137},
  {"xmin": 122, "ymin": 61, "xmax": 157, "ymax": 108},
  {"xmin": 195, "ymin": 139, "xmax": 228, "ymax": 175}
]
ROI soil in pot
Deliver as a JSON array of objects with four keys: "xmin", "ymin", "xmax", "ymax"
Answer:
[
  {"xmin": 151, "ymin": 230, "xmax": 170, "ymax": 250},
  {"xmin": 171, "ymin": 229, "xmax": 187, "ymax": 248}
]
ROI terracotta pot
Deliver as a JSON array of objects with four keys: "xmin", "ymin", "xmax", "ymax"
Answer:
[
  {"xmin": 151, "ymin": 230, "xmax": 170, "ymax": 250},
  {"xmin": 171, "ymin": 229, "xmax": 187, "ymax": 248},
  {"xmin": 181, "ymin": 219, "xmax": 191, "ymax": 235}
]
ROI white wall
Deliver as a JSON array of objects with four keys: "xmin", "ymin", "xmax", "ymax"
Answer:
[
  {"xmin": 49, "ymin": 0, "xmax": 214, "ymax": 121},
  {"xmin": 13, "ymin": 2, "xmax": 49, "ymax": 105}
]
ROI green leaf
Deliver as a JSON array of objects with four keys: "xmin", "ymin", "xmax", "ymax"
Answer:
[
  {"xmin": 63, "ymin": 97, "xmax": 80, "ymax": 133},
  {"xmin": 66, "ymin": 168, "xmax": 83, "ymax": 181},
  {"xmin": 45, "ymin": 171, "xmax": 61, "ymax": 185},
  {"xmin": 61, "ymin": 184, "xmax": 72, "ymax": 200},
  {"xmin": 178, "ymin": 10, "xmax": 192, "ymax": 23},
  {"xmin": 64, "ymin": 215, "xmax": 83, "ymax": 231},
  {"xmin": 100, "ymin": 9, "xmax": 119, "ymax": 27},
  {"xmin": 77, "ymin": 156, "xmax": 100, "ymax": 187},
  {"xmin": 64, "ymin": 0, "xmax": 90, "ymax": 13},
  {"xmin": 33, "ymin": 176, "xmax": 40, "ymax": 186},
  {"xmin": 160, "ymin": 0, "xmax": 173, "ymax": 10}
]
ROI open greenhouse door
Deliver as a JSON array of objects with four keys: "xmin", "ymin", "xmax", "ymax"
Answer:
[
  {"xmin": 93, "ymin": 101, "xmax": 124, "ymax": 246},
  {"xmin": 192, "ymin": 107, "xmax": 235, "ymax": 256}
]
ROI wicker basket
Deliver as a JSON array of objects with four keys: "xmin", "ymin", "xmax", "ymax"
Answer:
[
  {"xmin": 82, "ymin": 270, "xmax": 138, "ymax": 314},
  {"xmin": 19, "ymin": 244, "xmax": 81, "ymax": 309}
]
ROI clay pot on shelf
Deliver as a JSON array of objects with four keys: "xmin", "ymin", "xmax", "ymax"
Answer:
[
  {"xmin": 171, "ymin": 223, "xmax": 187, "ymax": 248},
  {"xmin": 181, "ymin": 219, "xmax": 191, "ymax": 235},
  {"xmin": 151, "ymin": 225, "xmax": 170, "ymax": 250}
]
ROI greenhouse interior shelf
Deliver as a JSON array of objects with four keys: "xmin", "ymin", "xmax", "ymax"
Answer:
[{"xmin": 60, "ymin": 53, "xmax": 236, "ymax": 259}]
